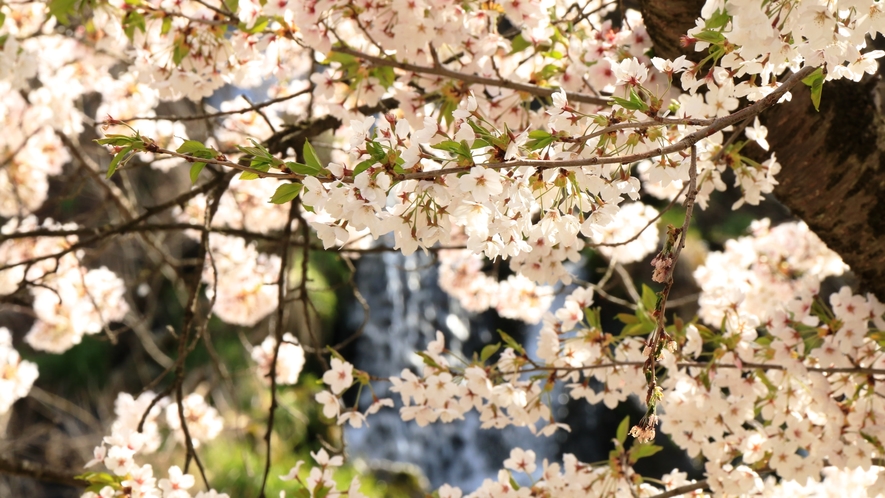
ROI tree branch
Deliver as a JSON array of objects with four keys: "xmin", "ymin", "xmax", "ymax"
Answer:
[
  {"xmin": 333, "ymin": 46, "xmax": 612, "ymax": 106},
  {"xmin": 0, "ymin": 455, "xmax": 85, "ymax": 489},
  {"xmin": 647, "ymin": 480, "xmax": 708, "ymax": 498},
  {"xmin": 637, "ymin": 0, "xmax": 885, "ymax": 301}
]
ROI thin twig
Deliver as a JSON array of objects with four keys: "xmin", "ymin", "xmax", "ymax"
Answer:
[
  {"xmin": 589, "ymin": 183, "xmax": 689, "ymax": 248},
  {"xmin": 27, "ymin": 386, "xmax": 102, "ymax": 432},
  {"xmin": 258, "ymin": 201, "xmax": 298, "ymax": 498},
  {"xmin": 333, "ymin": 46, "xmax": 611, "ymax": 106},
  {"xmin": 0, "ymin": 455, "xmax": 86, "ymax": 488},
  {"xmin": 647, "ymin": 480, "xmax": 709, "ymax": 498},
  {"xmin": 0, "ymin": 171, "xmax": 236, "ymax": 273},
  {"xmin": 97, "ymin": 88, "xmax": 310, "ymax": 124}
]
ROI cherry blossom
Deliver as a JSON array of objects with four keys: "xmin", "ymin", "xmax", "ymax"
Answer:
[{"xmin": 322, "ymin": 358, "xmax": 355, "ymax": 395}]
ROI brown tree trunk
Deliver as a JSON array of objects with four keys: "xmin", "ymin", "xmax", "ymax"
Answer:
[{"xmin": 639, "ymin": 1, "xmax": 885, "ymax": 300}]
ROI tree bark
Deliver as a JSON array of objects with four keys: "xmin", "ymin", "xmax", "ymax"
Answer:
[
  {"xmin": 639, "ymin": 0, "xmax": 706, "ymax": 60},
  {"xmin": 639, "ymin": 1, "xmax": 885, "ymax": 300}
]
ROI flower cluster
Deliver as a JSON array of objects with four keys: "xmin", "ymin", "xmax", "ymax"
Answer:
[
  {"xmin": 314, "ymin": 357, "xmax": 394, "ymax": 428},
  {"xmin": 279, "ymin": 448, "xmax": 366, "ymax": 498},
  {"xmin": 379, "ymin": 331, "xmax": 569, "ymax": 435},
  {"xmin": 251, "ymin": 332, "xmax": 306, "ymax": 385},
  {"xmin": 0, "ymin": 327, "xmax": 39, "ymax": 415},
  {"xmin": 3, "ymin": 0, "xmax": 885, "ymax": 495},
  {"xmin": 691, "ymin": 0, "xmax": 885, "ymax": 91},
  {"xmin": 201, "ymin": 234, "xmax": 282, "ymax": 327},
  {"xmin": 694, "ymin": 219, "xmax": 848, "ymax": 326},
  {"xmin": 438, "ymin": 247, "xmax": 555, "ymax": 324},
  {"xmin": 81, "ymin": 391, "xmax": 226, "ymax": 497},
  {"xmin": 0, "ymin": 217, "xmax": 130, "ymax": 353},
  {"xmin": 165, "ymin": 393, "xmax": 224, "ymax": 448}
]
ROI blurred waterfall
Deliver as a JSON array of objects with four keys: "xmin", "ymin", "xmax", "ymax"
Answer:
[{"xmin": 343, "ymin": 249, "xmax": 556, "ymax": 490}]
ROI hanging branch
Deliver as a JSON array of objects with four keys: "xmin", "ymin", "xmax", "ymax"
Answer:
[
  {"xmin": 631, "ymin": 144, "xmax": 698, "ymax": 442},
  {"xmin": 258, "ymin": 200, "xmax": 298, "ymax": 498}
]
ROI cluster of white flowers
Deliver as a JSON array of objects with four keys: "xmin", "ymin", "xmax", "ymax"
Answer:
[
  {"xmin": 278, "ymin": 448, "xmax": 367, "ymax": 498},
  {"xmin": 693, "ymin": 0, "xmax": 885, "ymax": 90},
  {"xmin": 694, "ymin": 219, "xmax": 848, "ymax": 326},
  {"xmin": 588, "ymin": 202, "xmax": 661, "ymax": 264},
  {"xmin": 0, "ymin": 217, "xmax": 130, "ymax": 353},
  {"xmin": 165, "ymin": 393, "xmax": 224, "ymax": 448},
  {"xmin": 83, "ymin": 391, "xmax": 226, "ymax": 497},
  {"xmin": 251, "ymin": 332, "xmax": 306, "ymax": 385},
  {"xmin": 4, "ymin": 0, "xmax": 885, "ymax": 495},
  {"xmin": 380, "ymin": 331, "xmax": 569, "ymax": 435},
  {"xmin": 438, "ymin": 248, "xmax": 555, "ymax": 324},
  {"xmin": 201, "ymin": 234, "xmax": 281, "ymax": 327},
  {"xmin": 177, "ymin": 178, "xmax": 294, "ymax": 236},
  {"xmin": 310, "ymin": 219, "xmax": 885, "ymax": 495},
  {"xmin": 424, "ymin": 449, "xmax": 709, "ymax": 498},
  {"xmin": 314, "ymin": 357, "xmax": 394, "ymax": 429},
  {"xmin": 0, "ymin": 327, "xmax": 39, "ymax": 415}
]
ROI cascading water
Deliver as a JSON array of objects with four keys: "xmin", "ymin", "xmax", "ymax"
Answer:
[{"xmin": 343, "ymin": 249, "xmax": 559, "ymax": 490}]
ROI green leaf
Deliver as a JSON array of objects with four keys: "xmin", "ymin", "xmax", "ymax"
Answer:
[
  {"xmin": 372, "ymin": 66, "xmax": 396, "ymax": 89},
  {"xmin": 172, "ymin": 37, "xmax": 191, "ymax": 66},
  {"xmin": 528, "ymin": 130, "xmax": 552, "ymax": 139},
  {"xmin": 366, "ymin": 141, "xmax": 386, "ymax": 161},
  {"xmin": 172, "ymin": 42, "xmax": 189, "ymax": 66},
  {"xmin": 629, "ymin": 444, "xmax": 663, "ymax": 462},
  {"xmin": 640, "ymin": 284, "xmax": 657, "ymax": 312},
  {"xmin": 801, "ymin": 67, "xmax": 825, "ymax": 112},
  {"xmin": 415, "ymin": 351, "xmax": 442, "ymax": 369},
  {"xmin": 160, "ymin": 15, "xmax": 173, "ymax": 35},
  {"xmin": 611, "ymin": 95, "xmax": 645, "ymax": 111},
  {"xmin": 535, "ymin": 63, "xmax": 561, "ymax": 81},
  {"xmin": 285, "ymin": 161, "xmax": 321, "ymax": 176},
  {"xmin": 239, "ymin": 162, "xmax": 270, "ymax": 180},
  {"xmin": 352, "ymin": 159, "xmax": 376, "ymax": 177},
  {"xmin": 620, "ymin": 323, "xmax": 652, "ymax": 337},
  {"xmin": 0, "ymin": 11, "xmax": 7, "ymax": 28},
  {"xmin": 431, "ymin": 140, "xmax": 469, "ymax": 158},
  {"xmin": 616, "ymin": 313, "xmax": 639, "ymax": 325},
  {"xmin": 223, "ymin": 0, "xmax": 238, "ymax": 15},
  {"xmin": 189, "ymin": 162, "xmax": 206, "ymax": 184},
  {"xmin": 510, "ymin": 33, "xmax": 531, "ymax": 54},
  {"xmin": 611, "ymin": 88, "xmax": 648, "ymax": 112},
  {"xmin": 49, "ymin": 0, "xmax": 78, "ymax": 24},
  {"xmin": 75, "ymin": 471, "xmax": 118, "ymax": 485},
  {"xmin": 122, "ymin": 11, "xmax": 146, "ymax": 40},
  {"xmin": 106, "ymin": 144, "xmax": 134, "ymax": 178},
  {"xmin": 616, "ymin": 415, "xmax": 630, "ymax": 445},
  {"xmin": 584, "ymin": 307, "xmax": 602, "ymax": 330},
  {"xmin": 525, "ymin": 136, "xmax": 554, "ymax": 151},
  {"xmin": 810, "ymin": 77, "xmax": 823, "ymax": 112},
  {"xmin": 240, "ymin": 16, "xmax": 269, "ymax": 34},
  {"xmin": 303, "ymin": 139, "xmax": 322, "ymax": 171},
  {"xmin": 313, "ymin": 484, "xmax": 331, "ymax": 498},
  {"xmin": 693, "ymin": 29, "xmax": 725, "ymax": 44},
  {"xmin": 270, "ymin": 182, "xmax": 303, "ymax": 204},
  {"xmin": 96, "ymin": 135, "xmax": 136, "ymax": 147},
  {"xmin": 177, "ymin": 140, "xmax": 208, "ymax": 155},
  {"xmin": 240, "ymin": 139, "xmax": 274, "ymax": 158},
  {"xmin": 704, "ymin": 9, "xmax": 730, "ymax": 29},
  {"xmin": 801, "ymin": 66, "xmax": 825, "ymax": 86},
  {"xmin": 497, "ymin": 330, "xmax": 525, "ymax": 355},
  {"xmin": 324, "ymin": 50, "xmax": 358, "ymax": 67},
  {"xmin": 480, "ymin": 343, "xmax": 501, "ymax": 363},
  {"xmin": 629, "ymin": 88, "xmax": 646, "ymax": 107},
  {"xmin": 471, "ymin": 139, "xmax": 490, "ymax": 149}
]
